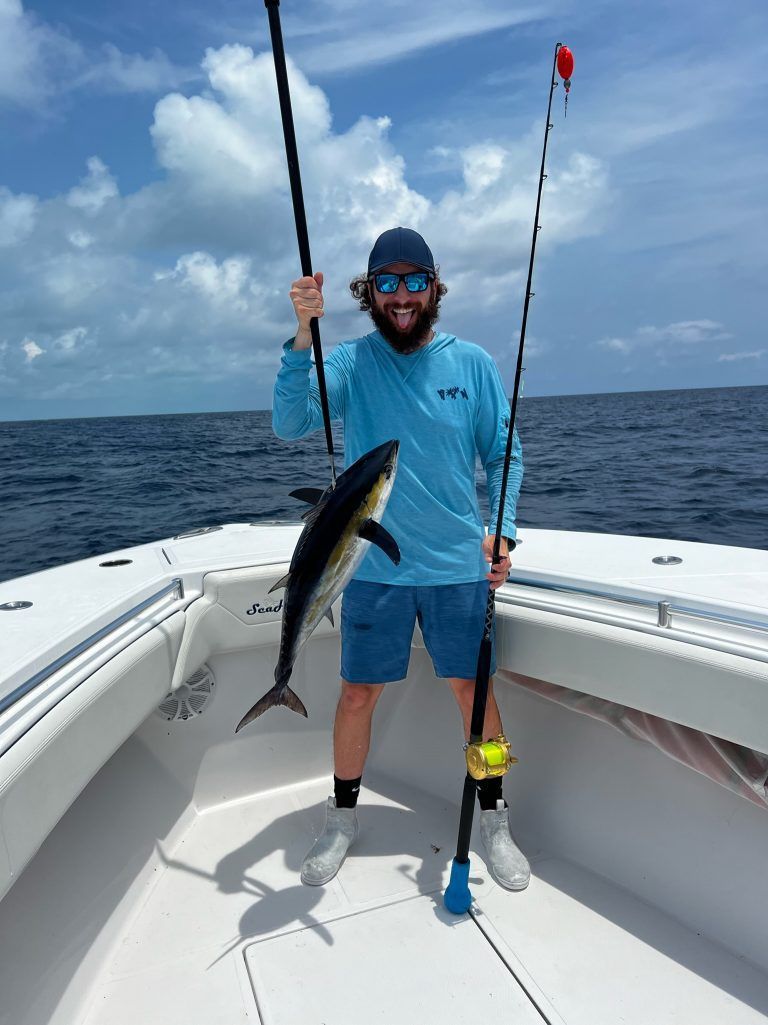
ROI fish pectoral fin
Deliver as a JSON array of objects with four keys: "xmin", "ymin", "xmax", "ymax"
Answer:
[
  {"xmin": 268, "ymin": 572, "xmax": 292, "ymax": 594},
  {"xmin": 359, "ymin": 519, "xmax": 401, "ymax": 565},
  {"xmin": 289, "ymin": 487, "xmax": 326, "ymax": 506},
  {"xmin": 324, "ymin": 606, "xmax": 335, "ymax": 627}
]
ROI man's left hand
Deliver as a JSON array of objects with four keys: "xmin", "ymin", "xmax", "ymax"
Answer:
[{"xmin": 483, "ymin": 535, "xmax": 511, "ymax": 591}]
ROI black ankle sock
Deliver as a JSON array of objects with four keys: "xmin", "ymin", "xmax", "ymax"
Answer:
[
  {"xmin": 334, "ymin": 774, "xmax": 362, "ymax": 809},
  {"xmin": 476, "ymin": 775, "xmax": 504, "ymax": 811}
]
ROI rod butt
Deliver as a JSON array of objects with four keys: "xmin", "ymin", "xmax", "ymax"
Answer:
[{"xmin": 444, "ymin": 858, "xmax": 472, "ymax": 915}]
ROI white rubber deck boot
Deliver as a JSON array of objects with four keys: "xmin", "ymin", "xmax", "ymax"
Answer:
[
  {"xmin": 479, "ymin": 800, "xmax": 531, "ymax": 891},
  {"xmin": 301, "ymin": 796, "xmax": 359, "ymax": 886}
]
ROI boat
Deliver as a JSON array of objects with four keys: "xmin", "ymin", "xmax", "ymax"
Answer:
[{"xmin": 1, "ymin": 521, "xmax": 767, "ymax": 1024}]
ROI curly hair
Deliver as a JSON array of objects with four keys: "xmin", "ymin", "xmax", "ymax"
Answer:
[{"xmin": 349, "ymin": 270, "xmax": 448, "ymax": 312}]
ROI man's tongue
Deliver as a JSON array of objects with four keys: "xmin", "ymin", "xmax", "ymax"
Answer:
[{"xmin": 391, "ymin": 309, "xmax": 414, "ymax": 331}]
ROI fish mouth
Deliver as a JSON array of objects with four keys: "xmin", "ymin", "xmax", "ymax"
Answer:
[
  {"xmin": 385, "ymin": 439, "xmax": 399, "ymax": 478},
  {"xmin": 347, "ymin": 439, "xmax": 399, "ymax": 492}
]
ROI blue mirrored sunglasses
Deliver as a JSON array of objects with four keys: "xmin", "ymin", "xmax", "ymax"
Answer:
[{"xmin": 371, "ymin": 271, "xmax": 433, "ymax": 294}]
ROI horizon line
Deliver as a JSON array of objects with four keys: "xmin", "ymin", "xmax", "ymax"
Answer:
[{"xmin": 1, "ymin": 380, "xmax": 765, "ymax": 425}]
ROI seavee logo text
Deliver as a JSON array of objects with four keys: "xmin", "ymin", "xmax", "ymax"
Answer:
[{"xmin": 246, "ymin": 599, "xmax": 284, "ymax": 616}]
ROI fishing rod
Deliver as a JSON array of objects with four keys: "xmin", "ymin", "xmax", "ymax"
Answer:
[
  {"xmin": 444, "ymin": 41, "xmax": 573, "ymax": 915},
  {"xmin": 264, "ymin": 0, "xmax": 337, "ymax": 485}
]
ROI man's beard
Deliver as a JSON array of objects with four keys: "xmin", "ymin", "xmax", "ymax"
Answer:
[{"xmin": 369, "ymin": 293, "xmax": 441, "ymax": 354}]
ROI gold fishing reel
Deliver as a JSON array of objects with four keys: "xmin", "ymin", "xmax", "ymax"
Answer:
[{"xmin": 465, "ymin": 733, "xmax": 518, "ymax": 780}]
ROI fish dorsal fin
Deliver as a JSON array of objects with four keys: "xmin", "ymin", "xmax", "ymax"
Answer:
[
  {"xmin": 301, "ymin": 502, "xmax": 327, "ymax": 526},
  {"xmin": 289, "ymin": 487, "xmax": 326, "ymax": 507},
  {"xmin": 298, "ymin": 483, "xmax": 335, "ymax": 525},
  {"xmin": 359, "ymin": 519, "xmax": 400, "ymax": 565},
  {"xmin": 268, "ymin": 572, "xmax": 292, "ymax": 594}
]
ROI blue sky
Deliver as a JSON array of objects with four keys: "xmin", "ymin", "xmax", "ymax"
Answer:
[{"xmin": 0, "ymin": 0, "xmax": 766, "ymax": 420}]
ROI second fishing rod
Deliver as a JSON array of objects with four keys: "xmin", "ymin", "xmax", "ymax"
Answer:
[{"xmin": 444, "ymin": 41, "xmax": 572, "ymax": 915}]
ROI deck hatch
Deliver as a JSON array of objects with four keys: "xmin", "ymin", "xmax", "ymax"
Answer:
[{"xmin": 244, "ymin": 895, "xmax": 545, "ymax": 1024}]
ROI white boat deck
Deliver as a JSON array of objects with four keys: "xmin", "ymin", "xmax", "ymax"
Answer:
[{"xmin": 78, "ymin": 774, "xmax": 768, "ymax": 1025}]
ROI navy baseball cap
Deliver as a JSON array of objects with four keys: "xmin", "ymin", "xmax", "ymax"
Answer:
[{"xmin": 367, "ymin": 227, "xmax": 435, "ymax": 276}]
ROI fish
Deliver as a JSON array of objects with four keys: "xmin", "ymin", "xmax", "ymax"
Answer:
[{"xmin": 235, "ymin": 439, "xmax": 400, "ymax": 731}]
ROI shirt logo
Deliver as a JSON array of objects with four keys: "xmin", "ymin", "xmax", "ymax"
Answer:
[{"xmin": 437, "ymin": 386, "xmax": 468, "ymax": 400}]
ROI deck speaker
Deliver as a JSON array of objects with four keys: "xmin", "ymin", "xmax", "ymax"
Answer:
[{"xmin": 156, "ymin": 664, "xmax": 215, "ymax": 722}]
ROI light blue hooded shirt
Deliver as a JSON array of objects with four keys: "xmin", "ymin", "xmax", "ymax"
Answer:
[{"xmin": 272, "ymin": 329, "xmax": 523, "ymax": 586}]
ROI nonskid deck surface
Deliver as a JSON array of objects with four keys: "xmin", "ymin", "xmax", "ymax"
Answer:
[{"xmin": 81, "ymin": 776, "xmax": 768, "ymax": 1025}]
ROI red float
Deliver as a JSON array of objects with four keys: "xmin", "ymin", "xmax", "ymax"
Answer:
[
  {"xmin": 556, "ymin": 45, "xmax": 575, "ymax": 117},
  {"xmin": 557, "ymin": 46, "xmax": 574, "ymax": 82}
]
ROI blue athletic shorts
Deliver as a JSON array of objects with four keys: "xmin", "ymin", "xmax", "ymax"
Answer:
[{"xmin": 340, "ymin": 579, "xmax": 496, "ymax": 684}]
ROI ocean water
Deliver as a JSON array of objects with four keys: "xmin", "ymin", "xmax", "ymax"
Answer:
[{"xmin": 1, "ymin": 385, "xmax": 765, "ymax": 584}]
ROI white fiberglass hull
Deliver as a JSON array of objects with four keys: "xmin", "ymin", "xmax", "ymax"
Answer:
[{"xmin": 0, "ymin": 525, "xmax": 766, "ymax": 1024}]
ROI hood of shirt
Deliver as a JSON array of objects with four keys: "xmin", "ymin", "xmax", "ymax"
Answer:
[{"xmin": 368, "ymin": 330, "xmax": 456, "ymax": 380}]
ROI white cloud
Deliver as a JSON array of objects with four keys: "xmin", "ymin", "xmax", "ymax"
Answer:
[
  {"xmin": 717, "ymin": 350, "xmax": 765, "ymax": 363},
  {"xmin": 21, "ymin": 337, "xmax": 42, "ymax": 361},
  {"xmin": 52, "ymin": 326, "xmax": 88, "ymax": 353},
  {"xmin": 0, "ymin": 0, "xmax": 79, "ymax": 106},
  {"xmin": 573, "ymin": 36, "xmax": 768, "ymax": 161},
  {"xmin": 462, "ymin": 144, "xmax": 506, "ymax": 196},
  {"xmin": 40, "ymin": 251, "xmax": 123, "ymax": 306},
  {"xmin": 274, "ymin": 0, "xmax": 547, "ymax": 75},
  {"xmin": 0, "ymin": 44, "xmax": 607, "ymax": 410},
  {"xmin": 430, "ymin": 140, "xmax": 606, "ymax": 306},
  {"xmin": 156, "ymin": 251, "xmax": 254, "ymax": 311},
  {"xmin": 68, "ymin": 230, "xmax": 93, "ymax": 249},
  {"xmin": 66, "ymin": 157, "xmax": 118, "ymax": 214},
  {"xmin": 598, "ymin": 320, "xmax": 732, "ymax": 355},
  {"xmin": 9, "ymin": 328, "xmax": 90, "ymax": 372},
  {"xmin": 0, "ymin": 186, "xmax": 37, "ymax": 245},
  {"xmin": 599, "ymin": 337, "xmax": 632, "ymax": 354},
  {"xmin": 0, "ymin": 1, "xmax": 193, "ymax": 109},
  {"xmin": 636, "ymin": 321, "xmax": 732, "ymax": 346},
  {"xmin": 73, "ymin": 43, "xmax": 198, "ymax": 94},
  {"xmin": 520, "ymin": 336, "xmax": 549, "ymax": 360},
  {"xmin": 149, "ymin": 46, "xmax": 335, "ymax": 200}
]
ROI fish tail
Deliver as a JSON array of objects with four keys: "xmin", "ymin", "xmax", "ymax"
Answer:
[
  {"xmin": 278, "ymin": 684, "xmax": 309, "ymax": 718},
  {"xmin": 234, "ymin": 668, "xmax": 308, "ymax": 732}
]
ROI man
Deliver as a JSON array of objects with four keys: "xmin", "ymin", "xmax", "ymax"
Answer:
[{"xmin": 273, "ymin": 227, "xmax": 528, "ymax": 891}]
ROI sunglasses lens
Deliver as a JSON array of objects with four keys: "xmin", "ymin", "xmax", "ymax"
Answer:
[
  {"xmin": 405, "ymin": 273, "xmax": 428, "ymax": 292},
  {"xmin": 375, "ymin": 274, "xmax": 399, "ymax": 293}
]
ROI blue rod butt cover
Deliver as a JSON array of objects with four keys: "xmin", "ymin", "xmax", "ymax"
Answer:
[{"xmin": 444, "ymin": 858, "xmax": 472, "ymax": 915}]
